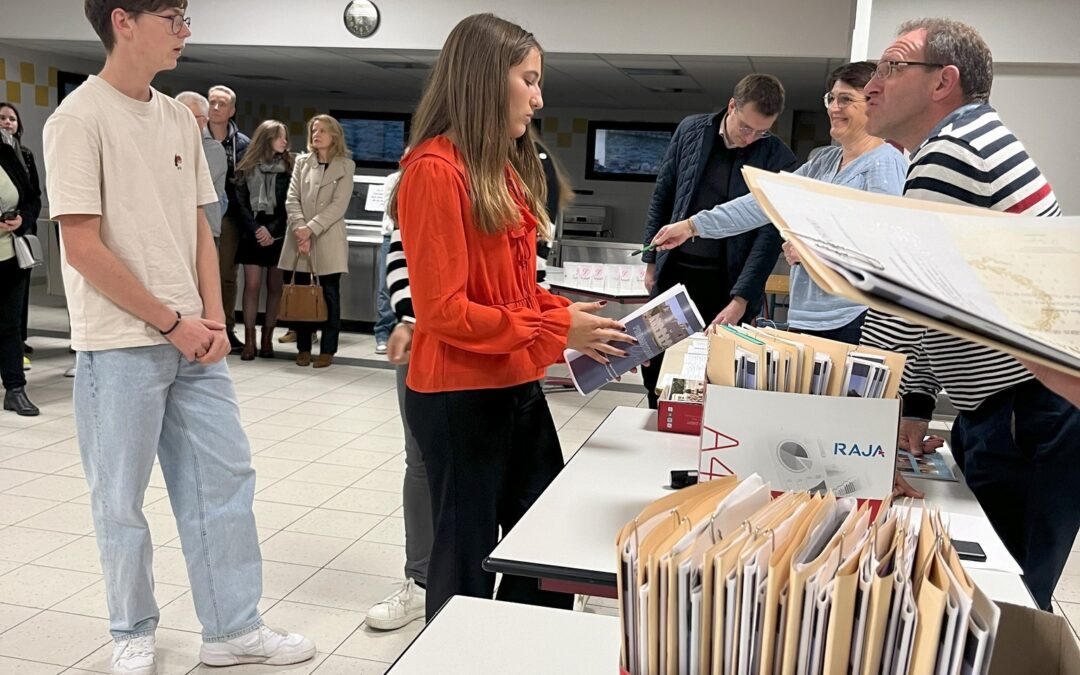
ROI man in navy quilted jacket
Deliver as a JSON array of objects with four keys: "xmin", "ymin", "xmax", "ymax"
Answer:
[{"xmin": 640, "ymin": 74, "xmax": 798, "ymax": 406}]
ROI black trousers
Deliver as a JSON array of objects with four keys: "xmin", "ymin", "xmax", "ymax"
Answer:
[
  {"xmin": 19, "ymin": 268, "xmax": 29, "ymax": 343},
  {"xmin": 283, "ymin": 271, "xmax": 341, "ymax": 354},
  {"xmin": 952, "ymin": 379, "xmax": 1080, "ymax": 610},
  {"xmin": 405, "ymin": 380, "xmax": 573, "ymax": 620},
  {"xmin": 0, "ymin": 257, "xmax": 28, "ymax": 390},
  {"xmin": 641, "ymin": 256, "xmax": 742, "ymax": 407}
]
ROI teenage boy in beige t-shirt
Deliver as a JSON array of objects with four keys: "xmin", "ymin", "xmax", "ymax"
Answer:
[{"xmin": 42, "ymin": 3, "xmax": 314, "ymax": 674}]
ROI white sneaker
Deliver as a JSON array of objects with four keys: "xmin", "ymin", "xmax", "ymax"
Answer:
[
  {"xmin": 366, "ymin": 578, "xmax": 426, "ymax": 631},
  {"xmin": 375, "ymin": 342, "xmax": 388, "ymax": 355},
  {"xmin": 199, "ymin": 625, "xmax": 315, "ymax": 667},
  {"xmin": 112, "ymin": 634, "xmax": 156, "ymax": 675}
]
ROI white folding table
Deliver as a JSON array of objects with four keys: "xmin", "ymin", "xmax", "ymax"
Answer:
[{"xmin": 485, "ymin": 406, "xmax": 1034, "ymax": 608}]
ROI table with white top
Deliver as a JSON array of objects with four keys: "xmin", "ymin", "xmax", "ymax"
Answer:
[
  {"xmin": 485, "ymin": 406, "xmax": 1035, "ymax": 608},
  {"xmin": 545, "ymin": 267, "xmax": 651, "ymax": 305},
  {"xmin": 385, "ymin": 596, "xmax": 620, "ymax": 675}
]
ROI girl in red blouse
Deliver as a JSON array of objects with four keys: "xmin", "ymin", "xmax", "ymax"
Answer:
[{"xmin": 388, "ymin": 13, "xmax": 632, "ymax": 619}]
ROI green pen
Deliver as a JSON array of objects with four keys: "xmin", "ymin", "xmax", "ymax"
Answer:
[{"xmin": 629, "ymin": 243, "xmax": 656, "ymax": 257}]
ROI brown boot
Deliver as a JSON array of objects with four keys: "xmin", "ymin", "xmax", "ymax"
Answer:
[
  {"xmin": 259, "ymin": 328, "xmax": 275, "ymax": 359},
  {"xmin": 296, "ymin": 351, "xmax": 311, "ymax": 367},
  {"xmin": 241, "ymin": 328, "xmax": 257, "ymax": 361},
  {"xmin": 313, "ymin": 353, "xmax": 334, "ymax": 369}
]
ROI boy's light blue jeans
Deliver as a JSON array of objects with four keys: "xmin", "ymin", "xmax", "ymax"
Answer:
[{"xmin": 74, "ymin": 345, "xmax": 263, "ymax": 642}]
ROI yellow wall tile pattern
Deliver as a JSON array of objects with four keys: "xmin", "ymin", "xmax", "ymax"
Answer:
[{"xmin": 0, "ymin": 59, "xmax": 58, "ymax": 109}]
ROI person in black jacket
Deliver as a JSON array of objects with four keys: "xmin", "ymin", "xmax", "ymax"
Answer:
[
  {"xmin": 639, "ymin": 74, "xmax": 799, "ymax": 407},
  {"xmin": 234, "ymin": 120, "xmax": 292, "ymax": 360},
  {"xmin": 0, "ymin": 129, "xmax": 40, "ymax": 416},
  {"xmin": 0, "ymin": 103, "xmax": 42, "ymax": 356}
]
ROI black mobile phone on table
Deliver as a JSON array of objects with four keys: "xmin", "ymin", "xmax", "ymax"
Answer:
[{"xmin": 953, "ymin": 539, "xmax": 987, "ymax": 563}]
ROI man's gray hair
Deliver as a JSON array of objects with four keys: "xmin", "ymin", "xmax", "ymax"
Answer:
[
  {"xmin": 898, "ymin": 17, "xmax": 993, "ymax": 103},
  {"xmin": 208, "ymin": 84, "xmax": 238, "ymax": 105},
  {"xmin": 176, "ymin": 91, "xmax": 209, "ymax": 117}
]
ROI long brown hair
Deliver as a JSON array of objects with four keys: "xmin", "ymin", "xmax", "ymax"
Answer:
[
  {"xmin": 388, "ymin": 13, "xmax": 549, "ymax": 238},
  {"xmin": 235, "ymin": 119, "xmax": 293, "ymax": 176}
]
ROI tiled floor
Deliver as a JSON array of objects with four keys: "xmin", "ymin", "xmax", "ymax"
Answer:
[
  {"xmin": 4, "ymin": 301, "xmax": 1079, "ymax": 673},
  {"xmin": 0, "ymin": 303, "xmax": 635, "ymax": 673}
]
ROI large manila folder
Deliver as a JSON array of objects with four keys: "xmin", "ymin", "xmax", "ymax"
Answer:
[
  {"xmin": 777, "ymin": 495, "xmax": 857, "ymax": 675},
  {"xmin": 821, "ymin": 533, "xmax": 871, "ymax": 675},
  {"xmin": 756, "ymin": 496, "xmax": 828, "ymax": 675},
  {"xmin": 617, "ymin": 478, "xmax": 740, "ymax": 674},
  {"xmin": 742, "ymin": 167, "xmax": 1080, "ymax": 378},
  {"xmin": 664, "ymin": 478, "xmax": 767, "ymax": 675}
]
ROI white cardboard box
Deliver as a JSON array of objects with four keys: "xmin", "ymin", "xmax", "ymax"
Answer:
[{"xmin": 698, "ymin": 385, "xmax": 900, "ymax": 499}]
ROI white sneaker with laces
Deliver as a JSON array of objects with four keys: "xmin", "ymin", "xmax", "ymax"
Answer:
[
  {"xmin": 199, "ymin": 625, "xmax": 316, "ymax": 667},
  {"xmin": 112, "ymin": 634, "xmax": 156, "ymax": 675},
  {"xmin": 375, "ymin": 342, "xmax": 388, "ymax": 355},
  {"xmin": 366, "ymin": 578, "xmax": 426, "ymax": 631}
]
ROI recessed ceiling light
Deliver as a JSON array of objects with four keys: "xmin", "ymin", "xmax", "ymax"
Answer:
[
  {"xmin": 368, "ymin": 61, "xmax": 429, "ymax": 70},
  {"xmin": 621, "ymin": 67, "xmax": 685, "ymax": 77},
  {"xmin": 648, "ymin": 87, "xmax": 703, "ymax": 94},
  {"xmin": 228, "ymin": 74, "xmax": 287, "ymax": 82}
]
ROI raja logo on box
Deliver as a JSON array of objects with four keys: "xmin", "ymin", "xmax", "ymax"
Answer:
[{"xmin": 833, "ymin": 441, "xmax": 886, "ymax": 458}]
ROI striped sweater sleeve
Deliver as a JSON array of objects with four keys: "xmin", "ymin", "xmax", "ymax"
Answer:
[
  {"xmin": 387, "ymin": 225, "xmax": 414, "ymax": 323},
  {"xmin": 860, "ymin": 310, "xmax": 940, "ymax": 418}
]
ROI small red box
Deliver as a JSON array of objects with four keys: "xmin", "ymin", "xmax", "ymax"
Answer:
[{"xmin": 657, "ymin": 397, "xmax": 702, "ymax": 435}]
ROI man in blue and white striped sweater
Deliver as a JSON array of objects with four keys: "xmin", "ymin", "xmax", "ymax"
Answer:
[{"xmin": 860, "ymin": 17, "xmax": 1079, "ymax": 610}]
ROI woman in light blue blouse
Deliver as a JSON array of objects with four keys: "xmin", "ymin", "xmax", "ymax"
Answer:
[{"xmin": 652, "ymin": 61, "xmax": 906, "ymax": 344}]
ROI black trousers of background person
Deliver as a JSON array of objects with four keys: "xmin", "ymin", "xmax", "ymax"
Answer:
[
  {"xmin": 19, "ymin": 269, "xmax": 30, "ymax": 344},
  {"xmin": 641, "ymin": 255, "xmax": 740, "ymax": 408},
  {"xmin": 951, "ymin": 379, "xmax": 1080, "ymax": 611},
  {"xmin": 218, "ymin": 214, "xmax": 242, "ymax": 331},
  {"xmin": 0, "ymin": 257, "xmax": 29, "ymax": 390},
  {"xmin": 405, "ymin": 380, "xmax": 574, "ymax": 620},
  {"xmin": 283, "ymin": 271, "xmax": 341, "ymax": 354}
]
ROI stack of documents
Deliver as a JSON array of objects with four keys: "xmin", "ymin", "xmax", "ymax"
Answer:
[
  {"xmin": 616, "ymin": 476, "xmax": 1001, "ymax": 675},
  {"xmin": 706, "ymin": 324, "xmax": 906, "ymax": 399},
  {"xmin": 741, "ymin": 168, "xmax": 1079, "ymax": 378}
]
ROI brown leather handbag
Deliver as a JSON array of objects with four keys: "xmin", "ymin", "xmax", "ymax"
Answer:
[{"xmin": 278, "ymin": 246, "xmax": 327, "ymax": 323}]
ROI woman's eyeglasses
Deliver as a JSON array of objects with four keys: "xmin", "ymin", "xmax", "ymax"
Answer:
[{"xmin": 823, "ymin": 93, "xmax": 867, "ymax": 109}]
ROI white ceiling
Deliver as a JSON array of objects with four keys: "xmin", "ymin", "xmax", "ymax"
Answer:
[{"xmin": 2, "ymin": 39, "xmax": 844, "ymax": 111}]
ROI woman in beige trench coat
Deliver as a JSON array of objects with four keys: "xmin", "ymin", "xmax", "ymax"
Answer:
[{"xmin": 280, "ymin": 114, "xmax": 356, "ymax": 367}]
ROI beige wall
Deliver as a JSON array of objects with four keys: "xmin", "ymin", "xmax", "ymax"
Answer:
[{"xmin": 0, "ymin": 0, "xmax": 855, "ymax": 59}]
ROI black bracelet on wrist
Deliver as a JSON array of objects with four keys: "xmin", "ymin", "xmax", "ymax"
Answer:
[{"xmin": 160, "ymin": 311, "xmax": 182, "ymax": 336}]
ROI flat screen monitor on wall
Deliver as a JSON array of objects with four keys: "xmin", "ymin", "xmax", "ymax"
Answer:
[
  {"xmin": 57, "ymin": 71, "xmax": 88, "ymax": 104},
  {"xmin": 331, "ymin": 110, "xmax": 410, "ymax": 170},
  {"xmin": 585, "ymin": 121, "xmax": 677, "ymax": 182}
]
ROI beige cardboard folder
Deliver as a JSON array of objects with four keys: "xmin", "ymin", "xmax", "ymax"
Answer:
[
  {"xmin": 910, "ymin": 552, "xmax": 949, "ymax": 675},
  {"xmin": 742, "ymin": 167, "xmax": 1078, "ymax": 379},
  {"xmin": 760, "ymin": 327, "xmax": 818, "ymax": 394},
  {"xmin": 757, "ymin": 496, "xmax": 827, "ymax": 675},
  {"xmin": 822, "ymin": 535, "xmax": 871, "ymax": 675}
]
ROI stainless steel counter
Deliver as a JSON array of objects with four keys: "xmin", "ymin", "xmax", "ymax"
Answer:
[
  {"xmin": 342, "ymin": 222, "xmax": 383, "ymax": 323},
  {"xmin": 557, "ymin": 238, "xmax": 642, "ymax": 265}
]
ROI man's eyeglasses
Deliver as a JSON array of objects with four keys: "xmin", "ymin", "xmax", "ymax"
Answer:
[
  {"xmin": 731, "ymin": 106, "xmax": 772, "ymax": 140},
  {"xmin": 142, "ymin": 12, "xmax": 191, "ymax": 35},
  {"xmin": 872, "ymin": 60, "xmax": 945, "ymax": 80},
  {"xmin": 823, "ymin": 92, "xmax": 867, "ymax": 109}
]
